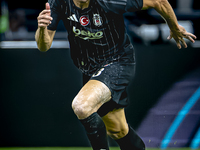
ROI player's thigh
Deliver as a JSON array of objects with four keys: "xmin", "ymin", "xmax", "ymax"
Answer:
[
  {"xmin": 72, "ymin": 79, "xmax": 111, "ymax": 119},
  {"xmin": 102, "ymin": 108, "xmax": 129, "ymax": 139}
]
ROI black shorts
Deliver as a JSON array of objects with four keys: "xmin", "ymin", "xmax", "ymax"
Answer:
[{"xmin": 82, "ymin": 46, "xmax": 136, "ymax": 117}]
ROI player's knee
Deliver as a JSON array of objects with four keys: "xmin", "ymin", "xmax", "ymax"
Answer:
[
  {"xmin": 72, "ymin": 103, "xmax": 90, "ymax": 119},
  {"xmin": 107, "ymin": 125, "xmax": 129, "ymax": 140},
  {"xmin": 71, "ymin": 97, "xmax": 91, "ymax": 119}
]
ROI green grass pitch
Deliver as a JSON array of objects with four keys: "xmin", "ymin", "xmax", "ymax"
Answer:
[{"xmin": 0, "ymin": 148, "xmax": 199, "ymax": 150}]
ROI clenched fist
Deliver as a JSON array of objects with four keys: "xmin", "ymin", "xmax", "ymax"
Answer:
[{"xmin": 37, "ymin": 3, "xmax": 53, "ymax": 28}]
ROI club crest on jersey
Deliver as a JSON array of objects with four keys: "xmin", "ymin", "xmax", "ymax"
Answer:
[
  {"xmin": 80, "ymin": 16, "xmax": 90, "ymax": 26},
  {"xmin": 93, "ymin": 14, "xmax": 103, "ymax": 27}
]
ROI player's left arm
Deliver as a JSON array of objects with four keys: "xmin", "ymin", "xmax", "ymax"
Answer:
[{"xmin": 142, "ymin": 0, "xmax": 197, "ymax": 49}]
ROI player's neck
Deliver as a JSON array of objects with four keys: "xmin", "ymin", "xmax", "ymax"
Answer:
[{"xmin": 73, "ymin": 0, "xmax": 90, "ymax": 10}]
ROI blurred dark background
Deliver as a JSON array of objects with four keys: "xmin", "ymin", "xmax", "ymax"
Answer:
[{"xmin": 0, "ymin": 0, "xmax": 200, "ymax": 148}]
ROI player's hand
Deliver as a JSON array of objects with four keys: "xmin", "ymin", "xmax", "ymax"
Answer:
[
  {"xmin": 167, "ymin": 25, "xmax": 197, "ymax": 49},
  {"xmin": 37, "ymin": 3, "xmax": 53, "ymax": 29}
]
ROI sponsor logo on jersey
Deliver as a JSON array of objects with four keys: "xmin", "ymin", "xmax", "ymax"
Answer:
[
  {"xmin": 93, "ymin": 14, "xmax": 103, "ymax": 27},
  {"xmin": 73, "ymin": 26, "xmax": 103, "ymax": 40},
  {"xmin": 67, "ymin": 14, "xmax": 78, "ymax": 22},
  {"xmin": 80, "ymin": 16, "xmax": 90, "ymax": 26}
]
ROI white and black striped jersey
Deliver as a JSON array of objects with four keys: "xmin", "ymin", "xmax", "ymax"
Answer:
[{"xmin": 47, "ymin": 0, "xmax": 143, "ymax": 75}]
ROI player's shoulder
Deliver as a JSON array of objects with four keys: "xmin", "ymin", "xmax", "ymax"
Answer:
[
  {"xmin": 48, "ymin": 0, "xmax": 68, "ymax": 10},
  {"xmin": 48, "ymin": 0, "xmax": 67, "ymax": 6},
  {"xmin": 96, "ymin": 0, "xmax": 143, "ymax": 14}
]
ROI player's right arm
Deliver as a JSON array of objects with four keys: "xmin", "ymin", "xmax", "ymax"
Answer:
[{"xmin": 35, "ymin": 3, "xmax": 55, "ymax": 52}]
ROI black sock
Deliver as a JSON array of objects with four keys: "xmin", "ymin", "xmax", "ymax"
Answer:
[
  {"xmin": 115, "ymin": 125, "xmax": 145, "ymax": 150},
  {"xmin": 80, "ymin": 112, "xmax": 109, "ymax": 150}
]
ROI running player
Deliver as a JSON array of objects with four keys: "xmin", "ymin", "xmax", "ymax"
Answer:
[{"xmin": 35, "ymin": 0, "xmax": 196, "ymax": 149}]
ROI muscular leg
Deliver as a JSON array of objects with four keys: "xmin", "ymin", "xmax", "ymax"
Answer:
[
  {"xmin": 102, "ymin": 108, "xmax": 145, "ymax": 150},
  {"xmin": 102, "ymin": 108, "xmax": 129, "ymax": 140},
  {"xmin": 72, "ymin": 80, "xmax": 111, "ymax": 119},
  {"xmin": 72, "ymin": 80, "xmax": 111, "ymax": 150}
]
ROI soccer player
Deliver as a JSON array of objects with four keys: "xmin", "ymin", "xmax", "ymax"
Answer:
[{"xmin": 35, "ymin": 0, "xmax": 196, "ymax": 149}]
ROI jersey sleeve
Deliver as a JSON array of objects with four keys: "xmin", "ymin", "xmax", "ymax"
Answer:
[
  {"xmin": 97, "ymin": 0, "xmax": 143, "ymax": 14},
  {"xmin": 47, "ymin": 0, "xmax": 63, "ymax": 31}
]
